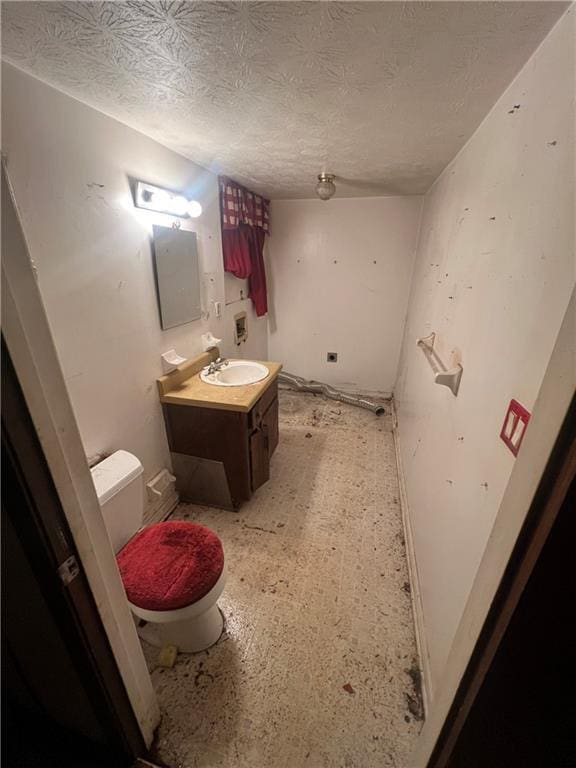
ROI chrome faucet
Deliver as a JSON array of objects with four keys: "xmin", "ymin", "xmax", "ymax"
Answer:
[{"xmin": 206, "ymin": 357, "xmax": 228, "ymax": 375}]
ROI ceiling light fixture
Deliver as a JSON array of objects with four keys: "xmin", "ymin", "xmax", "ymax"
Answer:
[
  {"xmin": 315, "ymin": 173, "xmax": 336, "ymax": 201},
  {"xmin": 135, "ymin": 180, "xmax": 202, "ymax": 218}
]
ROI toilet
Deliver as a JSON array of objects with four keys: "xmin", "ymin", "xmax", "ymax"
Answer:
[{"xmin": 91, "ymin": 450, "xmax": 226, "ymax": 652}]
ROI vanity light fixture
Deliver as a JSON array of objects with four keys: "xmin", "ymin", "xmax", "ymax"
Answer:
[
  {"xmin": 135, "ymin": 180, "xmax": 203, "ymax": 218},
  {"xmin": 315, "ymin": 173, "xmax": 336, "ymax": 201}
]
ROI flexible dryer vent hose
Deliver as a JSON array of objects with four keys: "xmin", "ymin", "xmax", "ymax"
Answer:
[{"xmin": 278, "ymin": 372, "xmax": 385, "ymax": 417}]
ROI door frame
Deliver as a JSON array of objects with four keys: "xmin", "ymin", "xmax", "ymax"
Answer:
[
  {"xmin": 1, "ymin": 163, "xmax": 160, "ymax": 745},
  {"xmin": 3, "ymin": 338, "xmax": 146, "ymax": 759}
]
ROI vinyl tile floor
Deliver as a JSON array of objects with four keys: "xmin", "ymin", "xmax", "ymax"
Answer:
[{"xmin": 144, "ymin": 389, "xmax": 423, "ymax": 768}]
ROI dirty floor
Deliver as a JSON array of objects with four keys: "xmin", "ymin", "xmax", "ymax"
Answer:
[{"xmin": 144, "ymin": 390, "xmax": 423, "ymax": 768}]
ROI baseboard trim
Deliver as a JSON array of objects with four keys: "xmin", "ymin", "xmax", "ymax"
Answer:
[
  {"xmin": 143, "ymin": 490, "xmax": 179, "ymax": 527},
  {"xmin": 391, "ymin": 402, "xmax": 434, "ymax": 715}
]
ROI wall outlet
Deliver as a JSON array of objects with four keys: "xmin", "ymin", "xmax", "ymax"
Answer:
[
  {"xmin": 327, "ymin": 352, "xmax": 338, "ymax": 363},
  {"xmin": 500, "ymin": 399, "xmax": 531, "ymax": 456}
]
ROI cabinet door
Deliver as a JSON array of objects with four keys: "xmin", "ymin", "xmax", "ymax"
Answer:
[
  {"xmin": 263, "ymin": 396, "xmax": 279, "ymax": 458},
  {"xmin": 250, "ymin": 426, "xmax": 270, "ymax": 492},
  {"xmin": 163, "ymin": 404, "xmax": 252, "ymax": 506}
]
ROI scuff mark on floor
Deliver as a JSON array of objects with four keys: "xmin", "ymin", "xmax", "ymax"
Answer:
[
  {"xmin": 242, "ymin": 523, "xmax": 277, "ymax": 534},
  {"xmin": 405, "ymin": 661, "xmax": 425, "ymax": 722}
]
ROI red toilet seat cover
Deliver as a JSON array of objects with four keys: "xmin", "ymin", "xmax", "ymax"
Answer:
[{"xmin": 117, "ymin": 521, "xmax": 224, "ymax": 611}]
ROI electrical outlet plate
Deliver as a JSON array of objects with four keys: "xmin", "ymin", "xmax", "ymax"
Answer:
[{"xmin": 500, "ymin": 399, "xmax": 530, "ymax": 456}]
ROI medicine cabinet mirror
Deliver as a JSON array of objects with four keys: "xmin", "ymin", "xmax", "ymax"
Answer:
[{"xmin": 152, "ymin": 225, "xmax": 201, "ymax": 330}]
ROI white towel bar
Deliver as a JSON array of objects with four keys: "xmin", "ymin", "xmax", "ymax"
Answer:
[{"xmin": 416, "ymin": 332, "xmax": 463, "ymax": 396}]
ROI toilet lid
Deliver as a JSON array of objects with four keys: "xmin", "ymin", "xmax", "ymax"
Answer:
[{"xmin": 117, "ymin": 521, "xmax": 224, "ymax": 611}]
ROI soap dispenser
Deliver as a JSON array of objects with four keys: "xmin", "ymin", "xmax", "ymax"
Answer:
[{"xmin": 201, "ymin": 331, "xmax": 222, "ymax": 352}]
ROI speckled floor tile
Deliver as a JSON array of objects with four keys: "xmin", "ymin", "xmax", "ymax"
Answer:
[{"xmin": 145, "ymin": 391, "xmax": 423, "ymax": 768}]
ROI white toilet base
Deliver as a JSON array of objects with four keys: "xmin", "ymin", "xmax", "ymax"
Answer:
[
  {"xmin": 129, "ymin": 564, "xmax": 227, "ymax": 654},
  {"xmin": 136, "ymin": 603, "xmax": 224, "ymax": 653}
]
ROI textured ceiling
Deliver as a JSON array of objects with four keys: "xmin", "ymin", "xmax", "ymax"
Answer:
[{"xmin": 1, "ymin": 1, "xmax": 568, "ymax": 198}]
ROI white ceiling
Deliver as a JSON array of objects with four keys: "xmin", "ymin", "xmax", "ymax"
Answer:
[{"xmin": 1, "ymin": 1, "xmax": 568, "ymax": 199}]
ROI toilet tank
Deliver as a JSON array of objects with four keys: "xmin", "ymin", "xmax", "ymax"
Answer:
[{"xmin": 91, "ymin": 450, "xmax": 144, "ymax": 554}]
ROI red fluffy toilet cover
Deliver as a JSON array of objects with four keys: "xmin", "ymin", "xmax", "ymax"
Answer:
[{"xmin": 117, "ymin": 521, "xmax": 224, "ymax": 611}]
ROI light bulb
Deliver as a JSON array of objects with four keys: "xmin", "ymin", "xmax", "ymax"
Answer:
[
  {"xmin": 187, "ymin": 200, "xmax": 203, "ymax": 218},
  {"xmin": 315, "ymin": 173, "xmax": 336, "ymax": 201},
  {"xmin": 150, "ymin": 189, "xmax": 170, "ymax": 209},
  {"xmin": 170, "ymin": 195, "xmax": 189, "ymax": 217},
  {"xmin": 135, "ymin": 181, "xmax": 202, "ymax": 219}
]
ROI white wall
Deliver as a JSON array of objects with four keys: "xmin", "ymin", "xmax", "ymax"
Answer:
[
  {"xmin": 1, "ymin": 64, "xmax": 268, "ymax": 519},
  {"xmin": 395, "ymin": 9, "xmax": 575, "ymax": 695},
  {"xmin": 267, "ymin": 197, "xmax": 423, "ymax": 394}
]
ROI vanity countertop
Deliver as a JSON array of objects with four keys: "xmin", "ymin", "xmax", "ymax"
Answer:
[{"xmin": 156, "ymin": 349, "xmax": 282, "ymax": 412}]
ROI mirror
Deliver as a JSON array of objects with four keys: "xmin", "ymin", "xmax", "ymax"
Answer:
[{"xmin": 152, "ymin": 225, "xmax": 202, "ymax": 330}]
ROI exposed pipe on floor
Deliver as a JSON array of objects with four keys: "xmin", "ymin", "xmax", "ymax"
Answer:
[{"xmin": 278, "ymin": 371, "xmax": 386, "ymax": 416}]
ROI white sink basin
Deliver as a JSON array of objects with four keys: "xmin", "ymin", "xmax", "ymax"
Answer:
[{"xmin": 200, "ymin": 360, "xmax": 269, "ymax": 387}]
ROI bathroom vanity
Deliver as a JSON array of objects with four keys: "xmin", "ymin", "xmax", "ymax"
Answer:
[{"xmin": 157, "ymin": 349, "xmax": 282, "ymax": 510}]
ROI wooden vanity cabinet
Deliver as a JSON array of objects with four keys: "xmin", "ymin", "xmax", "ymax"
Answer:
[
  {"xmin": 162, "ymin": 380, "xmax": 279, "ymax": 510},
  {"xmin": 248, "ymin": 381, "xmax": 279, "ymax": 491}
]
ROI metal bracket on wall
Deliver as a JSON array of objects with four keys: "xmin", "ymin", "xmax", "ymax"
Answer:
[
  {"xmin": 58, "ymin": 554, "xmax": 80, "ymax": 586},
  {"xmin": 417, "ymin": 332, "xmax": 463, "ymax": 396}
]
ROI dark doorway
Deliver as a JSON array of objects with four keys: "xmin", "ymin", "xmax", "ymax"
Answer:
[
  {"xmin": 447, "ymin": 473, "xmax": 576, "ymax": 767},
  {"xmin": 2, "ymin": 338, "xmax": 147, "ymax": 767}
]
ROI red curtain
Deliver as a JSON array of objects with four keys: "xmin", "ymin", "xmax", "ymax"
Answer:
[
  {"xmin": 219, "ymin": 177, "xmax": 269, "ymax": 317},
  {"xmin": 221, "ymin": 227, "xmax": 252, "ymax": 279}
]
